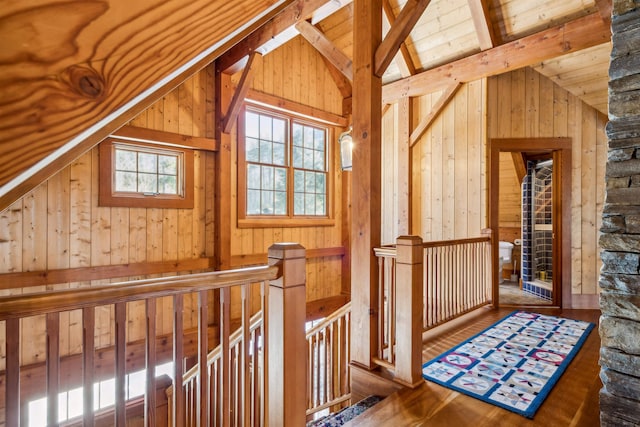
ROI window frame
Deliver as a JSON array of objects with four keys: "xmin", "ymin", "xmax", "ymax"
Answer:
[
  {"xmin": 237, "ymin": 105, "xmax": 335, "ymax": 228},
  {"xmin": 99, "ymin": 138, "xmax": 194, "ymax": 209}
]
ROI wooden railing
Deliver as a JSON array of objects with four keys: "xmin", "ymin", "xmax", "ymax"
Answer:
[
  {"xmin": 373, "ymin": 233, "xmax": 492, "ymax": 385},
  {"xmin": 306, "ymin": 302, "xmax": 351, "ymax": 419},
  {"xmin": 0, "ymin": 243, "xmax": 308, "ymax": 427}
]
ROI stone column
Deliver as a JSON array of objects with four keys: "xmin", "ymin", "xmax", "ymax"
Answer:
[{"xmin": 599, "ymin": 1, "xmax": 640, "ymax": 425}]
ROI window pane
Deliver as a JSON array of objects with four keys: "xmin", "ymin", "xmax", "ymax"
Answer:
[
  {"xmin": 260, "ymin": 140, "xmax": 272, "ymax": 164},
  {"xmin": 304, "ymin": 126, "xmax": 314, "ymax": 148},
  {"xmin": 262, "ymin": 166, "xmax": 274, "ymax": 190},
  {"xmin": 260, "ymin": 115, "xmax": 272, "ymax": 140},
  {"xmin": 273, "ymin": 118, "xmax": 286, "ymax": 143},
  {"xmin": 305, "ymin": 193, "xmax": 315, "ymax": 215},
  {"xmin": 274, "ymin": 191, "xmax": 287, "ymax": 215},
  {"xmin": 247, "ymin": 164, "xmax": 261, "ymax": 189},
  {"xmin": 158, "ymin": 155, "xmax": 177, "ymax": 174},
  {"xmin": 305, "ymin": 171, "xmax": 315, "ymax": 193},
  {"xmin": 293, "ymin": 147, "xmax": 303, "ymax": 168},
  {"xmin": 274, "ymin": 167, "xmax": 287, "ymax": 191},
  {"xmin": 247, "ymin": 189, "xmax": 261, "ymax": 214},
  {"xmin": 246, "ymin": 112, "xmax": 260, "ymax": 138},
  {"xmin": 294, "ymin": 192, "xmax": 304, "ymax": 215},
  {"xmin": 292, "ymin": 123, "xmax": 303, "ymax": 147},
  {"xmin": 314, "ymin": 150, "xmax": 325, "ymax": 171},
  {"xmin": 294, "ymin": 170, "xmax": 304, "ymax": 192},
  {"xmin": 303, "ymin": 149, "xmax": 313, "ymax": 170},
  {"xmin": 261, "ymin": 190, "xmax": 274, "ymax": 214},
  {"xmin": 314, "ymin": 129, "xmax": 325, "ymax": 151},
  {"xmin": 246, "ymin": 138, "xmax": 259, "ymax": 162},
  {"xmin": 115, "ymin": 149, "xmax": 136, "ymax": 171},
  {"xmin": 315, "ymin": 173, "xmax": 325, "ymax": 193},
  {"xmin": 316, "ymin": 194, "xmax": 326, "ymax": 215},
  {"xmin": 273, "ymin": 142, "xmax": 286, "ymax": 166},
  {"xmin": 138, "ymin": 173, "xmax": 157, "ymax": 193},
  {"xmin": 138, "ymin": 152, "xmax": 157, "ymax": 173},
  {"xmin": 115, "ymin": 171, "xmax": 137, "ymax": 192},
  {"xmin": 158, "ymin": 175, "xmax": 177, "ymax": 194}
]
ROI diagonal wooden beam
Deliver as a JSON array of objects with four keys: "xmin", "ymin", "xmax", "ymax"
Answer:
[
  {"xmin": 295, "ymin": 20, "xmax": 353, "ymax": 81},
  {"xmin": 383, "ymin": 0, "xmax": 416, "ymax": 77},
  {"xmin": 223, "ymin": 51, "xmax": 262, "ymax": 134},
  {"xmin": 375, "ymin": 0, "xmax": 431, "ymax": 77},
  {"xmin": 467, "ymin": 0, "xmax": 498, "ymax": 50},
  {"xmin": 382, "ymin": 12, "xmax": 610, "ymax": 103},
  {"xmin": 409, "ymin": 83, "xmax": 461, "ymax": 147},
  {"xmin": 320, "ymin": 55, "xmax": 352, "ymax": 99},
  {"xmin": 217, "ymin": 0, "xmax": 334, "ymax": 73},
  {"xmin": 511, "ymin": 152, "xmax": 527, "ymax": 184}
]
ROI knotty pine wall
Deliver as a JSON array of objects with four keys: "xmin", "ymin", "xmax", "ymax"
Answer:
[
  {"xmin": 499, "ymin": 152, "xmax": 522, "ymax": 229},
  {"xmin": 488, "ymin": 67, "xmax": 606, "ymax": 299},
  {"xmin": 0, "ymin": 67, "xmax": 215, "ymax": 368},
  {"xmin": 381, "ymin": 79, "xmax": 487, "ymax": 244},
  {"xmin": 230, "ymin": 35, "xmax": 347, "ymax": 302}
]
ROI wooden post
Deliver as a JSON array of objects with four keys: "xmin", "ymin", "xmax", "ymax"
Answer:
[
  {"xmin": 481, "ymin": 228, "xmax": 495, "ymax": 307},
  {"xmin": 267, "ymin": 243, "xmax": 306, "ymax": 426},
  {"xmin": 394, "ymin": 235, "xmax": 423, "ymax": 387},
  {"xmin": 351, "ymin": 0, "xmax": 382, "ymax": 370}
]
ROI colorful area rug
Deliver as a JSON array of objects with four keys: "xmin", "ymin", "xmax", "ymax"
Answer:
[{"xmin": 421, "ymin": 311, "xmax": 594, "ymax": 419}]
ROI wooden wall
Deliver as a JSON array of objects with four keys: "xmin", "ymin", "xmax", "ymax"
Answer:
[
  {"xmin": 381, "ymin": 79, "xmax": 487, "ymax": 243},
  {"xmin": 498, "ymin": 152, "xmax": 522, "ymax": 229},
  {"xmin": 488, "ymin": 67, "xmax": 606, "ymax": 298},
  {"xmin": 229, "ymin": 35, "xmax": 347, "ymax": 302},
  {"xmin": 0, "ymin": 67, "xmax": 216, "ymax": 368}
]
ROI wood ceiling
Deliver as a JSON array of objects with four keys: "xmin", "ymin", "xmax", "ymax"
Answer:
[{"xmin": 0, "ymin": 0, "xmax": 612, "ymax": 211}]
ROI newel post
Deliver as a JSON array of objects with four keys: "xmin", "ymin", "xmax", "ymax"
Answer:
[
  {"xmin": 394, "ymin": 235, "xmax": 424, "ymax": 387},
  {"xmin": 267, "ymin": 243, "xmax": 307, "ymax": 426},
  {"xmin": 481, "ymin": 228, "xmax": 496, "ymax": 308}
]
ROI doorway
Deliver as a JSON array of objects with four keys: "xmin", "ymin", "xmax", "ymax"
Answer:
[{"xmin": 489, "ymin": 138, "xmax": 572, "ymax": 308}]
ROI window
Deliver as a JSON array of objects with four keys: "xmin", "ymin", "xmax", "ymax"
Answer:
[
  {"xmin": 238, "ymin": 107, "xmax": 333, "ymax": 227},
  {"xmin": 99, "ymin": 138, "xmax": 194, "ymax": 208}
]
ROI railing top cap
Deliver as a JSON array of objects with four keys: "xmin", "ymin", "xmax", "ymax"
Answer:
[{"xmin": 268, "ymin": 243, "xmax": 306, "ymax": 260}]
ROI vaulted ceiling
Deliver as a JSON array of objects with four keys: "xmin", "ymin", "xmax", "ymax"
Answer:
[{"xmin": 0, "ymin": 0, "xmax": 611, "ymax": 211}]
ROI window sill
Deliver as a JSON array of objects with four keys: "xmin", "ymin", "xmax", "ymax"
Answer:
[{"xmin": 237, "ymin": 217, "xmax": 336, "ymax": 228}]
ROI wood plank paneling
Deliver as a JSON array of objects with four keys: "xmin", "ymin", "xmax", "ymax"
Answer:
[{"xmin": 488, "ymin": 68, "xmax": 606, "ymax": 300}]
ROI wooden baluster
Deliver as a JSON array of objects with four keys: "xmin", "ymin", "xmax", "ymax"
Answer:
[
  {"xmin": 220, "ymin": 288, "xmax": 230, "ymax": 427},
  {"xmin": 6, "ymin": 318, "xmax": 20, "ymax": 426},
  {"xmin": 83, "ymin": 307, "xmax": 95, "ymax": 427},
  {"xmin": 46, "ymin": 313, "xmax": 59, "ymax": 426},
  {"xmin": 267, "ymin": 243, "xmax": 306, "ymax": 426},
  {"xmin": 198, "ymin": 290, "xmax": 209, "ymax": 427},
  {"xmin": 394, "ymin": 236, "xmax": 424, "ymax": 387},
  {"xmin": 115, "ymin": 302, "xmax": 127, "ymax": 427},
  {"xmin": 377, "ymin": 256, "xmax": 385, "ymax": 359},
  {"xmin": 146, "ymin": 299, "xmax": 157, "ymax": 427},
  {"xmin": 173, "ymin": 294, "xmax": 185, "ymax": 427},
  {"xmin": 241, "ymin": 284, "xmax": 251, "ymax": 426}
]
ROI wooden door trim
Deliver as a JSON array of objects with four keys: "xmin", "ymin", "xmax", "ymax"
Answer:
[{"xmin": 488, "ymin": 138, "xmax": 572, "ymax": 308}]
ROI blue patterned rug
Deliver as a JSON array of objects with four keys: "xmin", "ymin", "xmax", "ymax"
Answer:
[{"xmin": 422, "ymin": 311, "xmax": 594, "ymax": 419}]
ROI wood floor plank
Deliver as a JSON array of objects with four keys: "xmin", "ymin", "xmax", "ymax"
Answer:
[{"xmin": 346, "ymin": 307, "xmax": 601, "ymax": 427}]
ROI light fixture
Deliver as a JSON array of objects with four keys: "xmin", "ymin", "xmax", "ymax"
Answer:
[{"xmin": 338, "ymin": 126, "xmax": 353, "ymax": 171}]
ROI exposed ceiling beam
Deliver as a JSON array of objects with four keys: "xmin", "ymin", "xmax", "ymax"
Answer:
[
  {"xmin": 382, "ymin": 12, "xmax": 610, "ymax": 103},
  {"xmin": 296, "ymin": 20, "xmax": 353, "ymax": 81},
  {"xmin": 467, "ymin": 0, "xmax": 499, "ymax": 50},
  {"xmin": 383, "ymin": 0, "xmax": 417, "ymax": 77},
  {"xmin": 594, "ymin": 0, "xmax": 612, "ymax": 23},
  {"xmin": 223, "ymin": 52, "xmax": 262, "ymax": 133},
  {"xmin": 375, "ymin": 0, "xmax": 432, "ymax": 77},
  {"xmin": 511, "ymin": 152, "xmax": 527, "ymax": 184},
  {"xmin": 0, "ymin": 0, "xmax": 293, "ymax": 213},
  {"xmin": 217, "ymin": 0, "xmax": 347, "ymax": 74},
  {"xmin": 320, "ymin": 56, "xmax": 353, "ymax": 99},
  {"xmin": 409, "ymin": 82, "xmax": 462, "ymax": 146}
]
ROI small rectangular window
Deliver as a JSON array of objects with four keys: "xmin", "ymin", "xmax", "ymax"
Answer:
[{"xmin": 99, "ymin": 138, "xmax": 193, "ymax": 208}]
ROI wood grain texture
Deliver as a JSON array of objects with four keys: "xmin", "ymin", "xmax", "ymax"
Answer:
[{"xmin": 0, "ymin": 0, "xmax": 293, "ymax": 212}]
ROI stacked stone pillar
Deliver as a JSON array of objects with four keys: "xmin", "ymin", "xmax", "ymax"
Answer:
[{"xmin": 599, "ymin": 1, "xmax": 640, "ymax": 425}]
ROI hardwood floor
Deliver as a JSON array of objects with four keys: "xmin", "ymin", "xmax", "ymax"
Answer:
[{"xmin": 345, "ymin": 307, "xmax": 601, "ymax": 427}]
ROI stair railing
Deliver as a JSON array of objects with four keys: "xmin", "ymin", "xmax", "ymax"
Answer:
[
  {"xmin": 0, "ymin": 242, "xmax": 308, "ymax": 427},
  {"xmin": 306, "ymin": 301, "xmax": 351, "ymax": 420}
]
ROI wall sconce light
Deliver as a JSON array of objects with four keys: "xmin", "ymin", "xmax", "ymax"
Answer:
[{"xmin": 338, "ymin": 126, "xmax": 353, "ymax": 171}]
